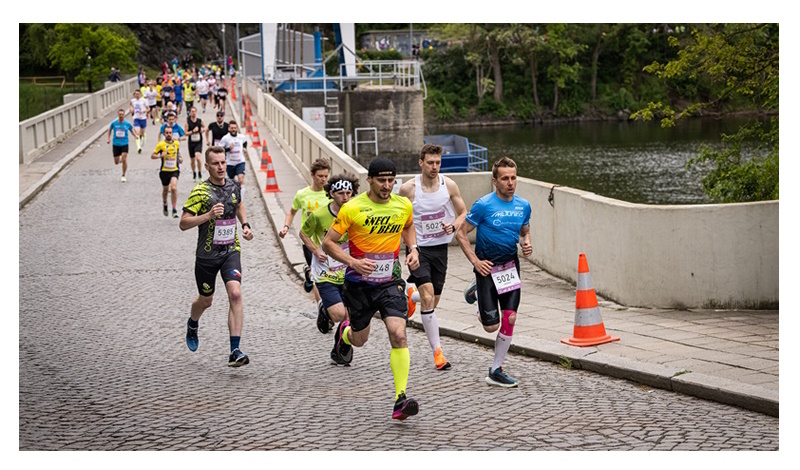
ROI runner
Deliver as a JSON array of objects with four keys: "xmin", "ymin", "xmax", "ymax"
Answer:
[
  {"xmin": 398, "ymin": 143, "xmax": 467, "ymax": 370},
  {"xmin": 196, "ymin": 74, "xmax": 209, "ymax": 113},
  {"xmin": 207, "ymin": 74, "xmax": 217, "ymax": 110},
  {"xmin": 206, "ymin": 110, "xmax": 229, "ymax": 148},
  {"xmin": 151, "ymin": 126, "xmax": 182, "ymax": 218},
  {"xmin": 186, "ymin": 106, "xmax": 205, "ymax": 182},
  {"xmin": 180, "ymin": 146, "xmax": 254, "ymax": 367},
  {"xmin": 214, "ymin": 80, "xmax": 228, "ymax": 113},
  {"xmin": 144, "ymin": 81, "xmax": 159, "ymax": 125},
  {"xmin": 321, "ymin": 157, "xmax": 421, "ymax": 420},
  {"xmin": 279, "ymin": 159, "xmax": 331, "ymax": 321},
  {"xmin": 455, "ymin": 157, "xmax": 532, "ymax": 388},
  {"xmin": 129, "ymin": 89, "xmax": 150, "ymax": 154},
  {"xmin": 183, "ymin": 76, "xmax": 195, "ymax": 117},
  {"xmin": 106, "ymin": 109, "xmax": 138, "ymax": 182},
  {"xmin": 299, "ymin": 173, "xmax": 359, "ymax": 364},
  {"xmin": 159, "ymin": 112, "xmax": 186, "ymax": 143},
  {"xmin": 155, "ymin": 79, "xmax": 163, "ymax": 123},
  {"xmin": 218, "ymin": 121, "xmax": 248, "ymax": 198},
  {"xmin": 173, "ymin": 76, "xmax": 184, "ymax": 116}
]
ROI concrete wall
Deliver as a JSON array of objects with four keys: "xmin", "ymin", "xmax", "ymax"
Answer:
[
  {"xmin": 245, "ymin": 78, "xmax": 779, "ymax": 310},
  {"xmin": 19, "ymin": 78, "xmax": 139, "ymax": 164}
]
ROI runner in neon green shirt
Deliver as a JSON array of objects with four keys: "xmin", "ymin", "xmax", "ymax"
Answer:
[{"xmin": 299, "ymin": 173, "xmax": 360, "ymax": 364}]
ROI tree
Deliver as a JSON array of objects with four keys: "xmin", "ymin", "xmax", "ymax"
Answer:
[
  {"xmin": 631, "ymin": 24, "xmax": 778, "ymax": 202},
  {"xmin": 429, "ymin": 23, "xmax": 493, "ymax": 105},
  {"xmin": 48, "ymin": 23, "xmax": 138, "ymax": 92},
  {"xmin": 544, "ymin": 24, "xmax": 586, "ymax": 113},
  {"xmin": 20, "ymin": 24, "xmax": 56, "ymax": 73}
]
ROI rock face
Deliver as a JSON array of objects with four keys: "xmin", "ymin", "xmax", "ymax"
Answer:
[{"xmin": 126, "ymin": 23, "xmax": 260, "ymax": 68}]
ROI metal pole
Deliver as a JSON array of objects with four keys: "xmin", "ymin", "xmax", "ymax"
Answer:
[
  {"xmin": 410, "ymin": 23, "xmax": 413, "ymax": 58},
  {"xmin": 237, "ymin": 23, "xmax": 242, "ymax": 119},
  {"xmin": 222, "ymin": 24, "xmax": 226, "ymax": 72}
]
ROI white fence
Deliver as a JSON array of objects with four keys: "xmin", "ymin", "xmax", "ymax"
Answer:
[{"xmin": 19, "ymin": 78, "xmax": 139, "ymax": 164}]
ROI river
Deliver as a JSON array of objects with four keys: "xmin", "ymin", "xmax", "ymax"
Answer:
[{"xmin": 429, "ymin": 116, "xmax": 767, "ymax": 205}]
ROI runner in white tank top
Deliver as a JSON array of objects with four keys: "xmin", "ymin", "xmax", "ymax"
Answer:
[{"xmin": 398, "ymin": 143, "xmax": 467, "ymax": 370}]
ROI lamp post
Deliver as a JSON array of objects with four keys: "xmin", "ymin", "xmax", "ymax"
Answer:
[
  {"xmin": 222, "ymin": 24, "xmax": 226, "ymax": 70},
  {"xmin": 85, "ymin": 47, "xmax": 92, "ymax": 93}
]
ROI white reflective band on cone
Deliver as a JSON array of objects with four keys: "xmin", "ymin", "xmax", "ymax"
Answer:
[
  {"xmin": 574, "ymin": 306, "xmax": 604, "ymax": 326},
  {"xmin": 577, "ymin": 272, "xmax": 594, "ymax": 291}
]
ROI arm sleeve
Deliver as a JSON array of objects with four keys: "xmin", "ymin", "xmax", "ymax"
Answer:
[{"xmin": 183, "ymin": 185, "xmax": 206, "ymax": 215}]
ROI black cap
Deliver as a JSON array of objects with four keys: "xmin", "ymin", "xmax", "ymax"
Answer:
[{"xmin": 368, "ymin": 158, "xmax": 396, "ymax": 177}]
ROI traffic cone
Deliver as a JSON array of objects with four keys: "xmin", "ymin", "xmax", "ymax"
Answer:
[
  {"xmin": 252, "ymin": 136, "xmax": 261, "ymax": 149},
  {"xmin": 263, "ymin": 153, "xmax": 281, "ymax": 193},
  {"xmin": 260, "ymin": 143, "xmax": 270, "ymax": 171},
  {"xmin": 245, "ymin": 117, "xmax": 252, "ymax": 135},
  {"xmin": 561, "ymin": 253, "xmax": 620, "ymax": 347},
  {"xmin": 407, "ymin": 286, "xmax": 418, "ymax": 318},
  {"xmin": 251, "ymin": 122, "xmax": 260, "ymax": 141}
]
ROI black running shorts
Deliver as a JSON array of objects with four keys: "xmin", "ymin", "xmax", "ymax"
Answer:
[
  {"xmin": 407, "ymin": 244, "xmax": 448, "ymax": 295},
  {"xmin": 159, "ymin": 170, "xmax": 179, "ymax": 187},
  {"xmin": 194, "ymin": 251, "xmax": 242, "ymax": 297},
  {"xmin": 188, "ymin": 141, "xmax": 203, "ymax": 157},
  {"xmin": 112, "ymin": 145, "xmax": 128, "ymax": 157},
  {"xmin": 343, "ymin": 279, "xmax": 407, "ymax": 332},
  {"xmin": 317, "ymin": 281, "xmax": 345, "ymax": 309},
  {"xmin": 474, "ymin": 255, "xmax": 521, "ymax": 327}
]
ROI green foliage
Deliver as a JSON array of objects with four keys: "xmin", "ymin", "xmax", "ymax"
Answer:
[
  {"xmin": 19, "ymin": 81, "xmax": 90, "ymax": 121},
  {"xmin": 357, "ymin": 49, "xmax": 405, "ymax": 61},
  {"xmin": 556, "ymin": 93, "xmax": 585, "ymax": 117},
  {"xmin": 48, "ymin": 23, "xmax": 139, "ymax": 86},
  {"xmin": 428, "ymin": 89, "xmax": 456, "ymax": 120},
  {"xmin": 20, "ymin": 24, "xmax": 56, "ymax": 73},
  {"xmin": 511, "ymin": 96, "xmax": 538, "ymax": 120},
  {"xmin": 633, "ymin": 23, "xmax": 778, "ymax": 202},
  {"xmin": 605, "ymin": 87, "xmax": 637, "ymax": 112},
  {"xmin": 477, "ymin": 97, "xmax": 508, "ymax": 118}
]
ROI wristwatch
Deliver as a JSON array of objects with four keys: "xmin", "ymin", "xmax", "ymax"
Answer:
[{"xmin": 242, "ymin": 222, "xmax": 251, "ymax": 230}]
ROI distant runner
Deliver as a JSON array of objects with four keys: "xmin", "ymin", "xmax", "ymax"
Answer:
[{"xmin": 106, "ymin": 109, "xmax": 138, "ymax": 182}]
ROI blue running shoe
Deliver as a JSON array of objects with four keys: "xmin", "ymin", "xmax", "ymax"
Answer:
[
  {"xmin": 186, "ymin": 319, "xmax": 198, "ymax": 351},
  {"xmin": 228, "ymin": 348, "xmax": 250, "ymax": 367},
  {"xmin": 303, "ymin": 266, "xmax": 314, "ymax": 293},
  {"xmin": 464, "ymin": 278, "xmax": 477, "ymax": 304},
  {"xmin": 485, "ymin": 367, "xmax": 518, "ymax": 388}
]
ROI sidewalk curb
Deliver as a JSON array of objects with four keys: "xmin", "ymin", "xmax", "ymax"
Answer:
[
  {"xmin": 234, "ymin": 92, "xmax": 779, "ymax": 419},
  {"xmin": 19, "ymin": 125, "xmax": 108, "ymax": 210}
]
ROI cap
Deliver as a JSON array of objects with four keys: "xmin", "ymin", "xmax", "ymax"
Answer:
[{"xmin": 368, "ymin": 158, "xmax": 396, "ymax": 177}]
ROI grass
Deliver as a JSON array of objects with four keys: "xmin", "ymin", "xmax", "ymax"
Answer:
[{"xmin": 19, "ymin": 81, "xmax": 92, "ymax": 121}]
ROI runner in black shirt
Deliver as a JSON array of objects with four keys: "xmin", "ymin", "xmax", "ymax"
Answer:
[
  {"xmin": 206, "ymin": 110, "xmax": 229, "ymax": 148},
  {"xmin": 186, "ymin": 106, "xmax": 205, "ymax": 181}
]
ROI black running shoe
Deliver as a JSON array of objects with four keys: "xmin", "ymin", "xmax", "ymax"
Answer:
[
  {"xmin": 316, "ymin": 302, "xmax": 334, "ymax": 334},
  {"xmin": 334, "ymin": 320, "xmax": 353, "ymax": 365},
  {"xmin": 228, "ymin": 348, "xmax": 250, "ymax": 367},
  {"xmin": 392, "ymin": 392, "xmax": 419, "ymax": 420},
  {"xmin": 163, "ymin": 205, "xmax": 168, "ymax": 217},
  {"xmin": 172, "ymin": 208, "xmax": 179, "ymax": 218},
  {"xmin": 303, "ymin": 266, "xmax": 314, "ymax": 293},
  {"xmin": 330, "ymin": 348, "xmax": 348, "ymax": 366},
  {"xmin": 186, "ymin": 319, "xmax": 198, "ymax": 351}
]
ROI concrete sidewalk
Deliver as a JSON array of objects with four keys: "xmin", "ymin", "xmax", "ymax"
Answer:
[{"xmin": 20, "ymin": 92, "xmax": 779, "ymax": 417}]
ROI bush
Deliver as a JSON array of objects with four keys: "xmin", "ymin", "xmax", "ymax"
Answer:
[
  {"xmin": 556, "ymin": 94, "xmax": 584, "ymax": 117},
  {"xmin": 428, "ymin": 89, "xmax": 455, "ymax": 120},
  {"xmin": 477, "ymin": 97, "xmax": 508, "ymax": 118},
  {"xmin": 511, "ymin": 96, "xmax": 538, "ymax": 120},
  {"xmin": 606, "ymin": 87, "xmax": 637, "ymax": 112},
  {"xmin": 356, "ymin": 49, "xmax": 405, "ymax": 61}
]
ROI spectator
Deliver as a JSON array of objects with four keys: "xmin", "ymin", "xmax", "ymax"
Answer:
[{"xmin": 109, "ymin": 67, "xmax": 120, "ymax": 82}]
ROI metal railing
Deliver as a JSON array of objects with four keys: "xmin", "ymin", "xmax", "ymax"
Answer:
[
  {"xmin": 267, "ymin": 60, "xmax": 426, "ymax": 96},
  {"xmin": 325, "ymin": 128, "xmax": 345, "ymax": 151},
  {"xmin": 354, "ymin": 127, "xmax": 378, "ymax": 157}
]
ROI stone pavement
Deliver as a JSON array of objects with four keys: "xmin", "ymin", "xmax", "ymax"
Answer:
[{"xmin": 19, "ymin": 91, "xmax": 779, "ymax": 419}]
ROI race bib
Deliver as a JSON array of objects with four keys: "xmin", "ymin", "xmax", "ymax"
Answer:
[
  {"xmin": 219, "ymin": 91, "xmax": 226, "ymax": 97},
  {"xmin": 363, "ymin": 252, "xmax": 394, "ymax": 283},
  {"xmin": 214, "ymin": 139, "xmax": 221, "ymax": 146},
  {"xmin": 212, "ymin": 218, "xmax": 236, "ymax": 245},
  {"xmin": 191, "ymin": 133, "xmax": 201, "ymax": 142},
  {"xmin": 420, "ymin": 209, "xmax": 446, "ymax": 239},
  {"xmin": 115, "ymin": 129, "xmax": 126, "ymax": 138},
  {"xmin": 310, "ymin": 242, "xmax": 349, "ymax": 281},
  {"xmin": 491, "ymin": 260, "xmax": 521, "ymax": 294},
  {"xmin": 327, "ymin": 242, "xmax": 349, "ymax": 272},
  {"xmin": 163, "ymin": 157, "xmax": 177, "ymax": 170}
]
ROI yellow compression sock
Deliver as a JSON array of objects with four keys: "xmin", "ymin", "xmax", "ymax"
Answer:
[
  {"xmin": 390, "ymin": 348, "xmax": 410, "ymax": 400},
  {"xmin": 342, "ymin": 326, "xmax": 352, "ymax": 345}
]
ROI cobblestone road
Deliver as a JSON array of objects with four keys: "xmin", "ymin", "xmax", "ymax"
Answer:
[{"xmin": 19, "ymin": 136, "xmax": 779, "ymax": 451}]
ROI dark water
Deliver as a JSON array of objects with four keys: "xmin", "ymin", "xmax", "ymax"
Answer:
[{"xmin": 431, "ymin": 117, "xmax": 767, "ymax": 205}]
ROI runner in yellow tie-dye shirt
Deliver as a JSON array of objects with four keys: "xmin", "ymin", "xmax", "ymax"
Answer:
[{"xmin": 322, "ymin": 158, "xmax": 421, "ymax": 421}]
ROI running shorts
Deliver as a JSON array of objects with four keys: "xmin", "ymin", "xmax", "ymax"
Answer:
[
  {"xmin": 159, "ymin": 170, "xmax": 179, "ymax": 186},
  {"xmin": 407, "ymin": 244, "xmax": 448, "ymax": 295},
  {"xmin": 474, "ymin": 255, "xmax": 521, "ymax": 327},
  {"xmin": 112, "ymin": 145, "xmax": 128, "ymax": 157},
  {"xmin": 194, "ymin": 251, "xmax": 242, "ymax": 296},
  {"xmin": 317, "ymin": 281, "xmax": 345, "ymax": 310},
  {"xmin": 188, "ymin": 141, "xmax": 203, "ymax": 157},
  {"xmin": 342, "ymin": 279, "xmax": 408, "ymax": 332},
  {"xmin": 226, "ymin": 162, "xmax": 246, "ymax": 180},
  {"xmin": 133, "ymin": 118, "xmax": 147, "ymax": 129}
]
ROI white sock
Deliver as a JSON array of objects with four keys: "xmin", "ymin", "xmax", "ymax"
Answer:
[
  {"xmin": 420, "ymin": 309, "xmax": 440, "ymax": 353},
  {"xmin": 492, "ymin": 332, "xmax": 512, "ymax": 372}
]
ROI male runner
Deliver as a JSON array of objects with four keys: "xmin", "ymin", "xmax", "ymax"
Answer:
[
  {"xmin": 159, "ymin": 112, "xmax": 186, "ymax": 143},
  {"xmin": 173, "ymin": 77, "xmax": 184, "ymax": 115},
  {"xmin": 144, "ymin": 81, "xmax": 159, "ymax": 125},
  {"xmin": 299, "ymin": 173, "xmax": 359, "ymax": 364},
  {"xmin": 183, "ymin": 77, "xmax": 196, "ymax": 117},
  {"xmin": 398, "ymin": 143, "xmax": 467, "ymax": 370},
  {"xmin": 206, "ymin": 111, "xmax": 229, "ymax": 148},
  {"xmin": 155, "ymin": 79, "xmax": 163, "ymax": 123},
  {"xmin": 218, "ymin": 121, "xmax": 248, "ymax": 198},
  {"xmin": 151, "ymin": 126, "xmax": 182, "ymax": 217},
  {"xmin": 196, "ymin": 74, "xmax": 209, "ymax": 113},
  {"xmin": 322, "ymin": 158, "xmax": 421, "ymax": 420},
  {"xmin": 215, "ymin": 81, "xmax": 228, "ymax": 113},
  {"xmin": 180, "ymin": 146, "xmax": 254, "ymax": 367},
  {"xmin": 129, "ymin": 89, "xmax": 150, "ymax": 154},
  {"xmin": 207, "ymin": 74, "xmax": 217, "ymax": 110},
  {"xmin": 186, "ymin": 106, "xmax": 205, "ymax": 182},
  {"xmin": 106, "ymin": 109, "xmax": 138, "ymax": 182},
  {"xmin": 455, "ymin": 157, "xmax": 532, "ymax": 388},
  {"xmin": 279, "ymin": 159, "xmax": 331, "ymax": 323}
]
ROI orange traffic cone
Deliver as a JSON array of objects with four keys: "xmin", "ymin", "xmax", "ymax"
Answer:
[
  {"xmin": 561, "ymin": 253, "xmax": 620, "ymax": 347},
  {"xmin": 251, "ymin": 122, "xmax": 260, "ymax": 141},
  {"xmin": 251, "ymin": 136, "xmax": 261, "ymax": 149},
  {"xmin": 260, "ymin": 143, "xmax": 270, "ymax": 171},
  {"xmin": 244, "ymin": 117, "xmax": 252, "ymax": 134},
  {"xmin": 407, "ymin": 286, "xmax": 418, "ymax": 318},
  {"xmin": 231, "ymin": 82, "xmax": 236, "ymax": 101},
  {"xmin": 263, "ymin": 153, "xmax": 281, "ymax": 193}
]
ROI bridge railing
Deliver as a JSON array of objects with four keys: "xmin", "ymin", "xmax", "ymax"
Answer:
[{"xmin": 19, "ymin": 77, "xmax": 139, "ymax": 164}]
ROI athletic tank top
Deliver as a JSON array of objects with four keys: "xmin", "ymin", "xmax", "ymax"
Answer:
[{"xmin": 413, "ymin": 174, "xmax": 456, "ymax": 246}]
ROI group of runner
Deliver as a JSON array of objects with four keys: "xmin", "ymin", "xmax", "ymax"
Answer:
[{"xmin": 108, "ymin": 70, "xmax": 533, "ymax": 420}]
